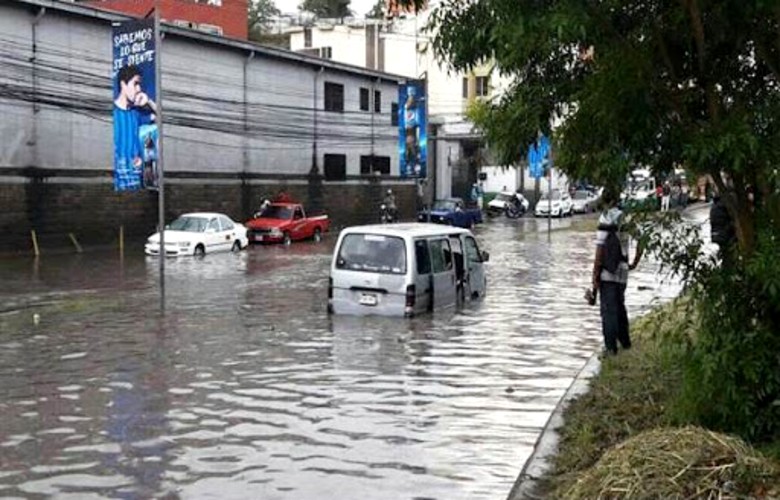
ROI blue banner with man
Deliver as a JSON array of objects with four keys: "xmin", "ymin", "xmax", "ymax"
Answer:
[
  {"xmin": 398, "ymin": 80, "xmax": 427, "ymax": 178},
  {"xmin": 528, "ymin": 135, "xmax": 551, "ymax": 179},
  {"xmin": 112, "ymin": 19, "xmax": 158, "ymax": 191}
]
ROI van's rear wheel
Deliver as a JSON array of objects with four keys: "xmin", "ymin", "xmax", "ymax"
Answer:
[{"xmin": 231, "ymin": 240, "xmax": 241, "ymax": 252}]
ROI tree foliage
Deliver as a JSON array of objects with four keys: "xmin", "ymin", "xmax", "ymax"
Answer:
[
  {"xmin": 406, "ymin": 0, "xmax": 780, "ymax": 446},
  {"xmin": 422, "ymin": 0, "xmax": 780, "ymax": 255},
  {"xmin": 366, "ymin": 0, "xmax": 385, "ymax": 19},
  {"xmin": 299, "ymin": 0, "xmax": 352, "ymax": 19},
  {"xmin": 248, "ymin": 0, "xmax": 281, "ymax": 41}
]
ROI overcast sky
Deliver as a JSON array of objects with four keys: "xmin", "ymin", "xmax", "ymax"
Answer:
[{"xmin": 275, "ymin": 0, "xmax": 378, "ymax": 17}]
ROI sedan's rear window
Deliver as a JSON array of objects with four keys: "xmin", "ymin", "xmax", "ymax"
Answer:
[{"xmin": 336, "ymin": 234, "xmax": 406, "ymax": 275}]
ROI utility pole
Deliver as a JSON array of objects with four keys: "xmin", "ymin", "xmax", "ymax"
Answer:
[{"xmin": 154, "ymin": 5, "xmax": 166, "ymax": 312}]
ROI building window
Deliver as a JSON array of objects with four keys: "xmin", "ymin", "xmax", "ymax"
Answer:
[
  {"xmin": 476, "ymin": 76, "xmax": 490, "ymax": 97},
  {"xmin": 360, "ymin": 155, "xmax": 390, "ymax": 175},
  {"xmin": 360, "ymin": 88, "xmax": 369, "ymax": 111},
  {"xmin": 304, "ymin": 27, "xmax": 312, "ymax": 48},
  {"xmin": 391, "ymin": 102, "xmax": 398, "ymax": 126},
  {"xmin": 324, "ymin": 82, "xmax": 344, "ymax": 112},
  {"xmin": 320, "ymin": 46, "xmax": 332, "ymax": 59},
  {"xmin": 374, "ymin": 90, "xmax": 381, "ymax": 113},
  {"xmin": 462, "ymin": 77, "xmax": 468, "ymax": 98},
  {"xmin": 324, "ymin": 154, "xmax": 347, "ymax": 180},
  {"xmin": 373, "ymin": 155, "xmax": 390, "ymax": 174}
]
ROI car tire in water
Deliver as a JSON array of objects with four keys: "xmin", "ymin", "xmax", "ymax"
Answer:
[
  {"xmin": 231, "ymin": 240, "xmax": 241, "ymax": 252},
  {"xmin": 283, "ymin": 232, "xmax": 292, "ymax": 246},
  {"xmin": 194, "ymin": 244, "xmax": 205, "ymax": 257},
  {"xmin": 313, "ymin": 227, "xmax": 322, "ymax": 243}
]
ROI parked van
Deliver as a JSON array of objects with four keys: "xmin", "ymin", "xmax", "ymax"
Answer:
[{"xmin": 328, "ymin": 223, "xmax": 489, "ymax": 316}]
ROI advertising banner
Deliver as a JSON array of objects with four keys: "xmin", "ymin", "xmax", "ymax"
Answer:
[
  {"xmin": 527, "ymin": 135, "xmax": 550, "ymax": 179},
  {"xmin": 398, "ymin": 80, "xmax": 427, "ymax": 178},
  {"xmin": 112, "ymin": 19, "xmax": 158, "ymax": 191}
]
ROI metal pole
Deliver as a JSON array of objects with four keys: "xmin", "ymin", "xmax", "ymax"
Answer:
[
  {"xmin": 547, "ymin": 147, "xmax": 552, "ymax": 240},
  {"xmin": 155, "ymin": 7, "xmax": 165, "ymax": 313}
]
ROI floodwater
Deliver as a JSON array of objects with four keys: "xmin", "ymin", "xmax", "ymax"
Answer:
[{"xmin": 0, "ymin": 215, "xmax": 684, "ymax": 499}]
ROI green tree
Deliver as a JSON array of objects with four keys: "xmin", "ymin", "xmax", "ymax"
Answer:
[
  {"xmin": 421, "ymin": 0, "xmax": 780, "ymax": 256},
  {"xmin": 299, "ymin": 0, "xmax": 352, "ymax": 19},
  {"xmin": 366, "ymin": 0, "xmax": 384, "ymax": 19},
  {"xmin": 248, "ymin": 0, "xmax": 280, "ymax": 41}
]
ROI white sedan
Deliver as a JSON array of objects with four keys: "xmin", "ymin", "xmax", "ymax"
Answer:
[
  {"xmin": 571, "ymin": 189, "xmax": 600, "ymax": 213},
  {"xmin": 145, "ymin": 212, "xmax": 249, "ymax": 257},
  {"xmin": 534, "ymin": 190, "xmax": 574, "ymax": 217}
]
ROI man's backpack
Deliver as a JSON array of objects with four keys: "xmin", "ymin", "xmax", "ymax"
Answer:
[{"xmin": 600, "ymin": 224, "xmax": 626, "ymax": 274}]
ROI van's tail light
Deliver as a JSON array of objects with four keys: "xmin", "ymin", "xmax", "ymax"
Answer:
[{"xmin": 405, "ymin": 284, "xmax": 416, "ymax": 316}]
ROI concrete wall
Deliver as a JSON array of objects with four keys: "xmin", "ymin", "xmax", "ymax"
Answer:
[
  {"xmin": 0, "ymin": 0, "xmax": 413, "ymax": 253},
  {"xmin": 0, "ymin": 176, "xmax": 417, "ymax": 253}
]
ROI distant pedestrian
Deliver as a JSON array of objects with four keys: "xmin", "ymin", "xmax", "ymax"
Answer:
[
  {"xmin": 470, "ymin": 183, "xmax": 482, "ymax": 209},
  {"xmin": 590, "ymin": 188, "xmax": 643, "ymax": 356},
  {"xmin": 661, "ymin": 181, "xmax": 672, "ymax": 211}
]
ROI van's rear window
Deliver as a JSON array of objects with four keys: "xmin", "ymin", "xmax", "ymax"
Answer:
[{"xmin": 336, "ymin": 234, "xmax": 406, "ymax": 275}]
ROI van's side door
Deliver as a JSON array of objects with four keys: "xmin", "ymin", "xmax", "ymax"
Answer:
[
  {"xmin": 429, "ymin": 238, "xmax": 457, "ymax": 308},
  {"xmin": 464, "ymin": 236, "xmax": 486, "ymax": 299},
  {"xmin": 413, "ymin": 239, "xmax": 433, "ymax": 313}
]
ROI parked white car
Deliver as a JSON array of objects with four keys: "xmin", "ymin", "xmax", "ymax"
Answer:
[
  {"xmin": 534, "ymin": 190, "xmax": 573, "ymax": 217},
  {"xmin": 571, "ymin": 189, "xmax": 600, "ymax": 213},
  {"xmin": 145, "ymin": 212, "xmax": 249, "ymax": 257}
]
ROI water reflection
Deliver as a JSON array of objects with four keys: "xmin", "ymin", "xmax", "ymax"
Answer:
[{"xmin": 0, "ymin": 216, "xmax": 686, "ymax": 499}]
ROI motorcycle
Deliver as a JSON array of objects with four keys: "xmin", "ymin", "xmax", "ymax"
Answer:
[
  {"xmin": 380, "ymin": 204, "xmax": 397, "ymax": 224},
  {"xmin": 504, "ymin": 194, "xmax": 530, "ymax": 219}
]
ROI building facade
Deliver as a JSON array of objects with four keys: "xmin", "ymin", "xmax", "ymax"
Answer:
[
  {"xmin": 88, "ymin": 0, "xmax": 249, "ymax": 39},
  {"xmin": 0, "ymin": 0, "xmax": 411, "ymax": 253},
  {"xmin": 287, "ymin": 12, "xmax": 515, "ymax": 201}
]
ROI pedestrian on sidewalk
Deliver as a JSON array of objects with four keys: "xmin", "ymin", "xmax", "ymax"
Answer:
[
  {"xmin": 661, "ymin": 180, "xmax": 672, "ymax": 211},
  {"xmin": 590, "ymin": 188, "xmax": 643, "ymax": 356}
]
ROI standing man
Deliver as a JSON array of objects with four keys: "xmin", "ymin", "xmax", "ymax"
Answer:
[
  {"xmin": 384, "ymin": 188, "xmax": 398, "ymax": 221},
  {"xmin": 590, "ymin": 188, "xmax": 643, "ymax": 356},
  {"xmin": 661, "ymin": 180, "xmax": 672, "ymax": 211}
]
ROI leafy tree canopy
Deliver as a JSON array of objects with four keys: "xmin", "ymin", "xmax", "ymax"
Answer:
[
  {"xmin": 248, "ymin": 0, "xmax": 281, "ymax": 41},
  {"xmin": 366, "ymin": 0, "xmax": 385, "ymax": 19},
  {"xmin": 299, "ymin": 0, "xmax": 352, "ymax": 19},
  {"xmin": 421, "ymin": 0, "xmax": 780, "ymax": 253}
]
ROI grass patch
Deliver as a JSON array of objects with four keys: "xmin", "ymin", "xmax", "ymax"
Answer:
[{"xmin": 535, "ymin": 298, "xmax": 780, "ymax": 498}]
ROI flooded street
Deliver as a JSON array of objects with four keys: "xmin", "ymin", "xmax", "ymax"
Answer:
[{"xmin": 0, "ymin": 216, "xmax": 683, "ymax": 499}]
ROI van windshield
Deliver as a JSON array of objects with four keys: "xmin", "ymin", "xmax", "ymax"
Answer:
[{"xmin": 336, "ymin": 234, "xmax": 406, "ymax": 275}]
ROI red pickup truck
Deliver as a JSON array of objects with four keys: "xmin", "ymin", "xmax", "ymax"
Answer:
[{"xmin": 246, "ymin": 202, "xmax": 330, "ymax": 245}]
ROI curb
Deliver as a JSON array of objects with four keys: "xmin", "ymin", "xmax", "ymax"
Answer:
[{"xmin": 505, "ymin": 352, "xmax": 602, "ymax": 500}]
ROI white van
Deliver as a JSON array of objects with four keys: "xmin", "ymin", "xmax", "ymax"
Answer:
[{"xmin": 328, "ymin": 223, "xmax": 489, "ymax": 316}]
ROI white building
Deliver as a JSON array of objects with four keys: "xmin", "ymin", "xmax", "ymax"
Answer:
[{"xmin": 287, "ymin": 7, "xmax": 516, "ymax": 200}]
